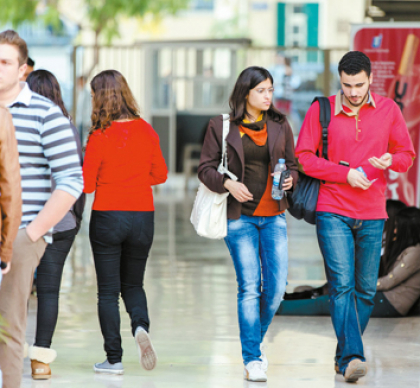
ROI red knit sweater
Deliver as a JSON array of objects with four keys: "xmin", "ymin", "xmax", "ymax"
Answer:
[
  {"xmin": 83, "ymin": 119, "xmax": 168, "ymax": 211},
  {"xmin": 295, "ymin": 92, "xmax": 415, "ymax": 219}
]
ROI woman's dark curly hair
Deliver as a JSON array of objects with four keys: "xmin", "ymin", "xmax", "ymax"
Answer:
[{"xmin": 89, "ymin": 70, "xmax": 140, "ymax": 136}]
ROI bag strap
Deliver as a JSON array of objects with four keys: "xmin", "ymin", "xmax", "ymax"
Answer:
[
  {"xmin": 218, "ymin": 114, "xmax": 238, "ymax": 181},
  {"xmin": 312, "ymin": 97, "xmax": 330, "ymax": 161},
  {"xmin": 221, "ymin": 113, "xmax": 230, "ymax": 168}
]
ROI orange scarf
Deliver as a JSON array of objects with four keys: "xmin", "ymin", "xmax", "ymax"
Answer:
[{"xmin": 239, "ymin": 124, "xmax": 267, "ymax": 146}]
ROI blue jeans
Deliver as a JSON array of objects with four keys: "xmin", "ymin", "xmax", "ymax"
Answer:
[
  {"xmin": 316, "ymin": 212, "xmax": 384, "ymax": 374},
  {"xmin": 225, "ymin": 214, "xmax": 288, "ymax": 365}
]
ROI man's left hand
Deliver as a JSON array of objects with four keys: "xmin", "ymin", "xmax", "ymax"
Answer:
[{"xmin": 368, "ymin": 153, "xmax": 392, "ymax": 170}]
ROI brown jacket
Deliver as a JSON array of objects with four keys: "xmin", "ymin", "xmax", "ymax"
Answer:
[
  {"xmin": 377, "ymin": 244, "xmax": 420, "ymax": 316},
  {"xmin": 0, "ymin": 107, "xmax": 22, "ymax": 262},
  {"xmin": 198, "ymin": 114, "xmax": 298, "ymax": 219}
]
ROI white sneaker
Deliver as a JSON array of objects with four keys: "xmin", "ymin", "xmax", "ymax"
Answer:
[
  {"xmin": 260, "ymin": 344, "xmax": 268, "ymax": 372},
  {"xmin": 135, "ymin": 326, "xmax": 157, "ymax": 371},
  {"xmin": 243, "ymin": 361, "xmax": 267, "ymax": 382}
]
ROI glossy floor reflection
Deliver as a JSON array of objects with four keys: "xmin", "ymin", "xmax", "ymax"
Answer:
[{"xmin": 22, "ymin": 191, "xmax": 420, "ymax": 387}]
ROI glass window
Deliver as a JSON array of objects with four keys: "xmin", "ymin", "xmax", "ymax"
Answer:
[{"xmin": 293, "ymin": 5, "xmax": 304, "ymax": 14}]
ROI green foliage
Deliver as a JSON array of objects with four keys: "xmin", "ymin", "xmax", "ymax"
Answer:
[
  {"xmin": 85, "ymin": 0, "xmax": 189, "ymax": 43},
  {"xmin": 0, "ymin": 0, "xmax": 189, "ymax": 43},
  {"xmin": 0, "ymin": 0, "xmax": 62, "ymax": 34},
  {"xmin": 42, "ymin": 6, "xmax": 63, "ymax": 34},
  {"xmin": 0, "ymin": 0, "xmax": 38, "ymax": 26}
]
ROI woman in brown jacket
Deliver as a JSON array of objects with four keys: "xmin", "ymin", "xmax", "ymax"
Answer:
[
  {"xmin": 376, "ymin": 206, "xmax": 420, "ymax": 316},
  {"xmin": 198, "ymin": 66, "xmax": 298, "ymax": 382}
]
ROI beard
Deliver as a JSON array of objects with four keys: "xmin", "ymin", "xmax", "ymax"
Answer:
[{"xmin": 345, "ymin": 87, "xmax": 370, "ymax": 108}]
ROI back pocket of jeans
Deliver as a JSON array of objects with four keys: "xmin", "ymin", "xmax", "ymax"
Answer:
[{"xmin": 91, "ymin": 212, "xmax": 121, "ymax": 244}]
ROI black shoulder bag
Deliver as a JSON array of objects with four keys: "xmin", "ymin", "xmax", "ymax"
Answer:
[{"xmin": 287, "ymin": 97, "xmax": 330, "ymax": 225}]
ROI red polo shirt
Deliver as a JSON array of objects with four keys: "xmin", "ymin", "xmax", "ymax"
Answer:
[
  {"xmin": 83, "ymin": 119, "xmax": 168, "ymax": 211},
  {"xmin": 295, "ymin": 91, "xmax": 416, "ymax": 219}
]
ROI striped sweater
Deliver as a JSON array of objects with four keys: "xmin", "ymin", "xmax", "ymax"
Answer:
[{"xmin": 7, "ymin": 83, "xmax": 84, "ymax": 243}]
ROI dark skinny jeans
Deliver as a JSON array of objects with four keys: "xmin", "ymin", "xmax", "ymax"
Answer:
[
  {"xmin": 35, "ymin": 228, "xmax": 77, "ymax": 348},
  {"xmin": 89, "ymin": 210, "xmax": 154, "ymax": 364}
]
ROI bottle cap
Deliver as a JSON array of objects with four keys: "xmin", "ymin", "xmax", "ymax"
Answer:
[{"xmin": 279, "ymin": 158, "xmax": 285, "ymax": 163}]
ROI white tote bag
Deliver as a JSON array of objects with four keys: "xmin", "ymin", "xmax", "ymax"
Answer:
[{"xmin": 190, "ymin": 114, "xmax": 238, "ymax": 239}]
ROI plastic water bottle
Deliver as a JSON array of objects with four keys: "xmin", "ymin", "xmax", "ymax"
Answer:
[{"xmin": 272, "ymin": 158, "xmax": 287, "ymax": 200}]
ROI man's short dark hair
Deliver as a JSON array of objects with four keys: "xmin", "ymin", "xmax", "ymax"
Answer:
[
  {"xmin": 27, "ymin": 57, "xmax": 35, "ymax": 67},
  {"xmin": 338, "ymin": 51, "xmax": 371, "ymax": 77}
]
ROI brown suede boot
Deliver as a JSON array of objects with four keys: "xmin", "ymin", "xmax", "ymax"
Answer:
[
  {"xmin": 31, "ymin": 359, "xmax": 51, "ymax": 380},
  {"xmin": 29, "ymin": 346, "xmax": 57, "ymax": 380}
]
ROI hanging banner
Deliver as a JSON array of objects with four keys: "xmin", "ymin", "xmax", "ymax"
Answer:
[{"xmin": 351, "ymin": 23, "xmax": 420, "ymax": 206}]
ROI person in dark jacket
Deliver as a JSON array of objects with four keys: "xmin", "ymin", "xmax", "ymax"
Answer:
[
  {"xmin": 25, "ymin": 70, "xmax": 85, "ymax": 380},
  {"xmin": 198, "ymin": 66, "xmax": 298, "ymax": 383}
]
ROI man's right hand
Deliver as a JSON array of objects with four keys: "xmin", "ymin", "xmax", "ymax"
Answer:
[
  {"xmin": 347, "ymin": 169, "xmax": 372, "ymax": 190},
  {"xmin": 224, "ymin": 179, "xmax": 253, "ymax": 203}
]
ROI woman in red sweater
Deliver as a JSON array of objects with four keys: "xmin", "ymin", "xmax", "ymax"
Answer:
[{"xmin": 83, "ymin": 70, "xmax": 167, "ymax": 375}]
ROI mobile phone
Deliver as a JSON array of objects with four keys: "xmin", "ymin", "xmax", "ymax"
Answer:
[{"xmin": 279, "ymin": 169, "xmax": 291, "ymax": 189}]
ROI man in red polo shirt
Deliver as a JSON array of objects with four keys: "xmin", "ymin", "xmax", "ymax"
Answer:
[{"xmin": 295, "ymin": 51, "xmax": 415, "ymax": 383}]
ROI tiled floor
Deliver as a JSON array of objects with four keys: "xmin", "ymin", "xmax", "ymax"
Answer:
[{"xmin": 22, "ymin": 191, "xmax": 420, "ymax": 388}]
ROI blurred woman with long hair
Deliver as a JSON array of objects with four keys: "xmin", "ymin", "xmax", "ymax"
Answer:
[
  {"xmin": 379, "ymin": 199, "xmax": 407, "ymax": 277},
  {"xmin": 375, "ymin": 206, "xmax": 420, "ymax": 316},
  {"xmin": 83, "ymin": 70, "xmax": 167, "ymax": 375},
  {"xmin": 26, "ymin": 70, "xmax": 85, "ymax": 380}
]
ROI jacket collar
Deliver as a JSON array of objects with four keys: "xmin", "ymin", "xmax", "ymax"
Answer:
[{"xmin": 226, "ymin": 120, "xmax": 244, "ymax": 167}]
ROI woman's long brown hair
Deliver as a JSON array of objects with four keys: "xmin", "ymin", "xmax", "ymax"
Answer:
[
  {"xmin": 26, "ymin": 70, "xmax": 71, "ymax": 119},
  {"xmin": 89, "ymin": 70, "xmax": 140, "ymax": 137},
  {"xmin": 229, "ymin": 66, "xmax": 285, "ymax": 124}
]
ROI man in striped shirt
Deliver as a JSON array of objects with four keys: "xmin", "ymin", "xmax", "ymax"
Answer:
[{"xmin": 0, "ymin": 30, "xmax": 83, "ymax": 388}]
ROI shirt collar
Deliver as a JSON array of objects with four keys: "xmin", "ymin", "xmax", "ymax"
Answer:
[
  {"xmin": 7, "ymin": 82, "xmax": 32, "ymax": 108},
  {"xmin": 334, "ymin": 90, "xmax": 376, "ymax": 116}
]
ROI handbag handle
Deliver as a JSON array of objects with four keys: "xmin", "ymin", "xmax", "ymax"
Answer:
[{"xmin": 218, "ymin": 114, "xmax": 238, "ymax": 181}]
